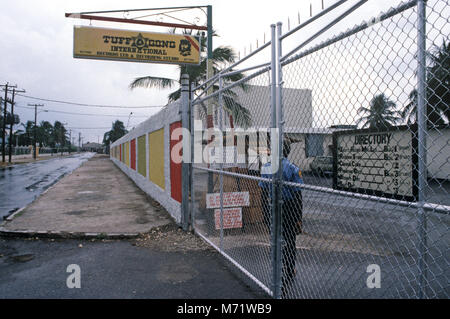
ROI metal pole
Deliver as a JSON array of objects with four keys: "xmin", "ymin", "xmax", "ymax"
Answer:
[
  {"xmin": 206, "ymin": 5, "xmax": 214, "ymax": 196},
  {"xmin": 65, "ymin": 13, "xmax": 208, "ymax": 31},
  {"xmin": 207, "ymin": 5, "xmax": 213, "ymax": 58},
  {"xmin": 270, "ymin": 23, "xmax": 282, "ymax": 300},
  {"xmin": 206, "ymin": 5, "xmax": 213, "ymax": 108},
  {"xmin": 190, "ymin": 82, "xmax": 196, "ymax": 230},
  {"xmin": 276, "ymin": 22, "xmax": 285, "ymax": 299},
  {"xmin": 2, "ymin": 84, "xmax": 8, "ymax": 163},
  {"xmin": 417, "ymin": 0, "xmax": 428, "ymax": 299},
  {"xmin": 218, "ymin": 75, "xmax": 224, "ymax": 251},
  {"xmin": 181, "ymin": 74, "xmax": 190, "ymax": 231}
]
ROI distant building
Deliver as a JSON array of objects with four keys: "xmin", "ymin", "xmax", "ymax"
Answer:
[{"xmin": 82, "ymin": 142, "xmax": 104, "ymax": 153}]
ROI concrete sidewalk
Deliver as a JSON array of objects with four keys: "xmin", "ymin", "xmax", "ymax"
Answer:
[{"xmin": 0, "ymin": 154, "xmax": 171, "ymax": 238}]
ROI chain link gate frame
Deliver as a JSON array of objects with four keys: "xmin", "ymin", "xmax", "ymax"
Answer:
[{"xmin": 188, "ymin": 0, "xmax": 449, "ymax": 299}]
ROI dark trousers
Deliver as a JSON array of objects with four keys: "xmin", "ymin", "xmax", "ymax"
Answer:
[{"xmin": 261, "ymin": 190, "xmax": 303, "ymax": 284}]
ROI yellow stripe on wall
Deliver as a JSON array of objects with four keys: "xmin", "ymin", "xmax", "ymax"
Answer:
[
  {"xmin": 138, "ymin": 135, "xmax": 147, "ymax": 177},
  {"xmin": 125, "ymin": 141, "xmax": 130, "ymax": 167},
  {"xmin": 148, "ymin": 128, "xmax": 165, "ymax": 190}
]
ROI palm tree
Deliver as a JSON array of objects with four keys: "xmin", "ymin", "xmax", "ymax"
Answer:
[
  {"xmin": 357, "ymin": 93, "xmax": 401, "ymax": 129},
  {"xmin": 52, "ymin": 121, "xmax": 68, "ymax": 147},
  {"xmin": 129, "ymin": 30, "xmax": 251, "ymax": 129},
  {"xmin": 37, "ymin": 121, "xmax": 53, "ymax": 147},
  {"xmin": 103, "ymin": 120, "xmax": 128, "ymax": 148},
  {"xmin": 402, "ymin": 40, "xmax": 449, "ymax": 126},
  {"xmin": 12, "ymin": 129, "xmax": 24, "ymax": 147},
  {"xmin": 18, "ymin": 121, "xmax": 34, "ymax": 146}
]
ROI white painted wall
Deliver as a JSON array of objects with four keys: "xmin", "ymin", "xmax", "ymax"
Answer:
[{"xmin": 110, "ymin": 101, "xmax": 182, "ymax": 224}]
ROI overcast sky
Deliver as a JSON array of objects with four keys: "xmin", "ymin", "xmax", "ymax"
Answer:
[{"xmin": 0, "ymin": 0, "xmax": 443, "ymax": 144}]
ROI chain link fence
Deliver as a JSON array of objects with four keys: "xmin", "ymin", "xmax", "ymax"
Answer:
[
  {"xmin": 191, "ymin": 69, "xmax": 276, "ymax": 294},
  {"xmin": 190, "ymin": 0, "xmax": 449, "ymax": 299}
]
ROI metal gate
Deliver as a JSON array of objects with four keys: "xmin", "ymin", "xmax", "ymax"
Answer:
[{"xmin": 189, "ymin": 0, "xmax": 449, "ymax": 299}]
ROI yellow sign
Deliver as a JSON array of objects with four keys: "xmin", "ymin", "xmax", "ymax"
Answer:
[{"xmin": 73, "ymin": 26, "xmax": 200, "ymax": 65}]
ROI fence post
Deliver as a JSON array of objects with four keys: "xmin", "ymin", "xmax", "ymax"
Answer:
[
  {"xmin": 270, "ymin": 23, "xmax": 283, "ymax": 299},
  {"xmin": 190, "ymin": 82, "xmax": 196, "ymax": 230},
  {"xmin": 181, "ymin": 74, "xmax": 190, "ymax": 231},
  {"xmin": 417, "ymin": 0, "xmax": 428, "ymax": 299},
  {"xmin": 219, "ymin": 75, "xmax": 225, "ymax": 251},
  {"xmin": 276, "ymin": 21, "xmax": 286, "ymax": 298}
]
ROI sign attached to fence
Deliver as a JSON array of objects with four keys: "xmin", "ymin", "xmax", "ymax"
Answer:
[
  {"xmin": 73, "ymin": 26, "xmax": 200, "ymax": 65},
  {"xmin": 333, "ymin": 125, "xmax": 418, "ymax": 201},
  {"xmin": 214, "ymin": 208, "xmax": 243, "ymax": 230},
  {"xmin": 206, "ymin": 192, "xmax": 250, "ymax": 209}
]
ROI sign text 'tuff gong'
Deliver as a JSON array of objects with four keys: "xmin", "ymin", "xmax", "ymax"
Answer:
[{"xmin": 73, "ymin": 26, "xmax": 200, "ymax": 65}]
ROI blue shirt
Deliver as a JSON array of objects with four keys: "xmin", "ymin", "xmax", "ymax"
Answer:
[{"xmin": 259, "ymin": 158, "xmax": 303, "ymax": 200}]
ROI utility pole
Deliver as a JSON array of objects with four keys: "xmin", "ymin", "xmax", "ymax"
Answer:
[
  {"xmin": 1, "ymin": 83, "xmax": 17, "ymax": 163},
  {"xmin": 1, "ymin": 83, "xmax": 9, "ymax": 163},
  {"xmin": 78, "ymin": 132, "xmax": 81, "ymax": 152},
  {"xmin": 68, "ymin": 130, "xmax": 72, "ymax": 154},
  {"xmin": 8, "ymin": 87, "xmax": 26, "ymax": 163},
  {"xmin": 28, "ymin": 103, "xmax": 44, "ymax": 160}
]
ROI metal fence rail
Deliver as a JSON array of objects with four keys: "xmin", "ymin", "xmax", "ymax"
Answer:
[{"xmin": 190, "ymin": 0, "xmax": 449, "ymax": 299}]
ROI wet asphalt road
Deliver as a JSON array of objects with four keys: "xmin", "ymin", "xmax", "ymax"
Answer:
[
  {"xmin": 0, "ymin": 153, "xmax": 95, "ymax": 220},
  {"xmin": 0, "ymin": 238, "xmax": 267, "ymax": 299}
]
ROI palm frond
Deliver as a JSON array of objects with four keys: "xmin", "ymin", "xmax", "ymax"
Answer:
[
  {"xmin": 357, "ymin": 106, "xmax": 371, "ymax": 114},
  {"xmin": 129, "ymin": 76, "xmax": 177, "ymax": 90},
  {"xmin": 168, "ymin": 89, "xmax": 181, "ymax": 103},
  {"xmin": 212, "ymin": 47, "xmax": 236, "ymax": 65},
  {"xmin": 222, "ymin": 95, "xmax": 252, "ymax": 129}
]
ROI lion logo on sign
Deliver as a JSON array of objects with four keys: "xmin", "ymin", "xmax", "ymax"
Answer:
[{"xmin": 179, "ymin": 39, "xmax": 191, "ymax": 57}]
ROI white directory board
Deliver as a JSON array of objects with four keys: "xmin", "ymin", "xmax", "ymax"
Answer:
[{"xmin": 333, "ymin": 126, "xmax": 418, "ymax": 201}]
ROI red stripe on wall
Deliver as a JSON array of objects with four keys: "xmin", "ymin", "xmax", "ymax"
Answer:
[
  {"xmin": 170, "ymin": 121, "xmax": 182, "ymax": 203},
  {"xmin": 130, "ymin": 139, "xmax": 136, "ymax": 170}
]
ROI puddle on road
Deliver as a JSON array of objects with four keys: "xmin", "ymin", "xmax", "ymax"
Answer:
[
  {"xmin": 65, "ymin": 210, "xmax": 86, "ymax": 216},
  {"xmin": 6, "ymin": 254, "xmax": 35, "ymax": 263}
]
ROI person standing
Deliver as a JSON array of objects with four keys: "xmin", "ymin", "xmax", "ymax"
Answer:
[{"xmin": 259, "ymin": 140, "xmax": 304, "ymax": 296}]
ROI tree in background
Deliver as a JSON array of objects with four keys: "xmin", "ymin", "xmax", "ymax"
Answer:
[
  {"xmin": 16, "ymin": 120, "xmax": 69, "ymax": 148},
  {"xmin": 356, "ymin": 93, "xmax": 401, "ymax": 130},
  {"xmin": 401, "ymin": 40, "xmax": 449, "ymax": 126},
  {"xmin": 18, "ymin": 121, "xmax": 34, "ymax": 146},
  {"xmin": 37, "ymin": 121, "xmax": 53, "ymax": 147},
  {"xmin": 103, "ymin": 120, "xmax": 128, "ymax": 149},
  {"xmin": 0, "ymin": 111, "xmax": 20, "ymax": 145},
  {"xmin": 52, "ymin": 121, "xmax": 68, "ymax": 147},
  {"xmin": 0, "ymin": 112, "xmax": 20, "ymax": 129},
  {"xmin": 129, "ymin": 30, "xmax": 251, "ymax": 129}
]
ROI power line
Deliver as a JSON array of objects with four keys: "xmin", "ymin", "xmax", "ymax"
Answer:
[
  {"xmin": 16, "ymin": 93, "xmax": 166, "ymax": 109},
  {"xmin": 15, "ymin": 105, "xmax": 150, "ymax": 118},
  {"xmin": 68, "ymin": 127, "xmax": 112, "ymax": 130}
]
